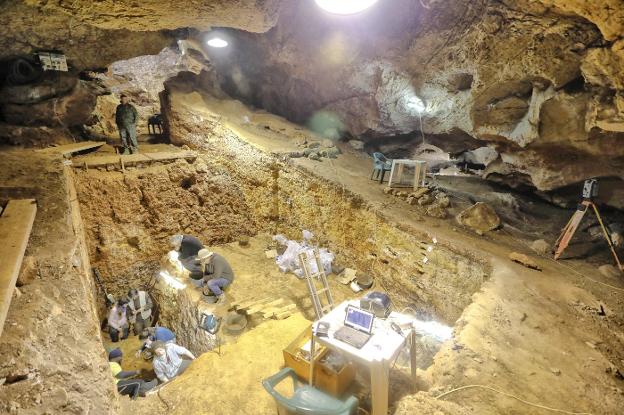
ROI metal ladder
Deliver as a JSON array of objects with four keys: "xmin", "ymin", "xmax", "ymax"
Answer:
[{"xmin": 298, "ymin": 249, "xmax": 334, "ymax": 320}]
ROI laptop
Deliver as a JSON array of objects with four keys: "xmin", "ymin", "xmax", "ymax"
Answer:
[{"xmin": 333, "ymin": 305, "xmax": 375, "ymax": 349}]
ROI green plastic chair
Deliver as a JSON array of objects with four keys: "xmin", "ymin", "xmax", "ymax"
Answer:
[{"xmin": 262, "ymin": 368, "xmax": 358, "ymax": 415}]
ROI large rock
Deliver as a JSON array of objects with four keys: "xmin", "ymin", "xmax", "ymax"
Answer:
[
  {"xmin": 456, "ymin": 202, "xmax": 501, "ymax": 233},
  {"xmin": 0, "ymin": 73, "xmax": 77, "ymax": 105}
]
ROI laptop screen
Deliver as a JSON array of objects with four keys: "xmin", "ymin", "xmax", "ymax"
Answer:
[{"xmin": 344, "ymin": 305, "xmax": 374, "ymax": 334}]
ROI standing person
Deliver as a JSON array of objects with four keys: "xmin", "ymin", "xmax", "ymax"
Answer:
[
  {"xmin": 108, "ymin": 300, "xmax": 129, "ymax": 342},
  {"xmin": 197, "ymin": 249, "xmax": 234, "ymax": 304},
  {"xmin": 126, "ymin": 289, "xmax": 153, "ymax": 335},
  {"xmin": 170, "ymin": 234, "xmax": 204, "ymax": 279},
  {"xmin": 108, "ymin": 348, "xmax": 157, "ymax": 399},
  {"xmin": 151, "ymin": 341, "xmax": 195, "ymax": 383},
  {"xmin": 115, "ymin": 94, "xmax": 139, "ymax": 155}
]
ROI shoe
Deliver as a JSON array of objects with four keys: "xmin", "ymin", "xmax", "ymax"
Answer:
[
  {"xmin": 216, "ymin": 294, "xmax": 226, "ymax": 304},
  {"xmin": 121, "ymin": 148, "xmax": 130, "ymax": 155}
]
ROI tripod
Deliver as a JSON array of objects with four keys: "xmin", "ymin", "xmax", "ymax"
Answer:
[{"xmin": 554, "ymin": 199, "xmax": 623, "ymax": 271}]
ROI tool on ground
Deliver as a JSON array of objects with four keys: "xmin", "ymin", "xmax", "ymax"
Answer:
[
  {"xmin": 360, "ymin": 291, "xmax": 392, "ymax": 318},
  {"xmin": 553, "ymin": 179, "xmax": 623, "ymax": 271},
  {"xmin": 199, "ymin": 312, "xmax": 221, "ymax": 334},
  {"xmin": 92, "ymin": 268, "xmax": 115, "ymax": 306},
  {"xmin": 298, "ymin": 249, "xmax": 335, "ymax": 319},
  {"xmin": 333, "ymin": 305, "xmax": 375, "ymax": 349}
]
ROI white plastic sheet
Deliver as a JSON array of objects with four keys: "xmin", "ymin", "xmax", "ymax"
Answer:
[{"xmin": 272, "ymin": 231, "xmax": 334, "ymax": 278}]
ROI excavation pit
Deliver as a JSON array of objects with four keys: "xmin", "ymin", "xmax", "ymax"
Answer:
[{"xmin": 71, "ymin": 144, "xmax": 490, "ymax": 413}]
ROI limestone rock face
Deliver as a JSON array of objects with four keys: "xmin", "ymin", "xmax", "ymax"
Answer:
[
  {"xmin": 456, "ymin": 202, "xmax": 501, "ymax": 233},
  {"xmin": 0, "ymin": 1, "xmax": 281, "ymax": 69}
]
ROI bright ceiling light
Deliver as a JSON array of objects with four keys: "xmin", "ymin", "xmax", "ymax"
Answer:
[
  {"xmin": 315, "ymin": 0, "xmax": 379, "ymax": 15},
  {"xmin": 207, "ymin": 37, "xmax": 228, "ymax": 48}
]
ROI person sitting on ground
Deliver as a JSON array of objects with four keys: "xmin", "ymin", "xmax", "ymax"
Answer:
[
  {"xmin": 137, "ymin": 326, "xmax": 176, "ymax": 356},
  {"xmin": 151, "ymin": 341, "xmax": 196, "ymax": 384},
  {"xmin": 170, "ymin": 234, "xmax": 204, "ymax": 279},
  {"xmin": 126, "ymin": 288, "xmax": 153, "ymax": 335},
  {"xmin": 108, "ymin": 300, "xmax": 129, "ymax": 342},
  {"xmin": 197, "ymin": 249, "xmax": 234, "ymax": 304},
  {"xmin": 108, "ymin": 347, "xmax": 157, "ymax": 399}
]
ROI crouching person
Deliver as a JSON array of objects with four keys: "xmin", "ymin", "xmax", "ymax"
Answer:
[
  {"xmin": 152, "ymin": 341, "xmax": 196, "ymax": 383},
  {"xmin": 108, "ymin": 348, "xmax": 157, "ymax": 399},
  {"xmin": 108, "ymin": 300, "xmax": 129, "ymax": 342},
  {"xmin": 197, "ymin": 249, "xmax": 234, "ymax": 304},
  {"xmin": 137, "ymin": 326, "xmax": 176, "ymax": 356}
]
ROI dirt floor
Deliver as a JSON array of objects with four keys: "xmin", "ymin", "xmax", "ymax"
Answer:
[{"xmin": 2, "ymin": 91, "xmax": 624, "ymax": 415}]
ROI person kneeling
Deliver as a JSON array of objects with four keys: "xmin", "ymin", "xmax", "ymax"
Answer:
[
  {"xmin": 151, "ymin": 341, "xmax": 195, "ymax": 383},
  {"xmin": 108, "ymin": 348, "xmax": 157, "ymax": 399},
  {"xmin": 108, "ymin": 300, "xmax": 129, "ymax": 342},
  {"xmin": 197, "ymin": 249, "xmax": 234, "ymax": 304}
]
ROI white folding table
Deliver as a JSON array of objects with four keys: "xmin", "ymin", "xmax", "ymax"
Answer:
[{"xmin": 309, "ymin": 300, "xmax": 417, "ymax": 415}]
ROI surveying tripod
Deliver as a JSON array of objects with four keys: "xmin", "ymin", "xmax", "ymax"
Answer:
[{"xmin": 553, "ymin": 180, "xmax": 623, "ymax": 271}]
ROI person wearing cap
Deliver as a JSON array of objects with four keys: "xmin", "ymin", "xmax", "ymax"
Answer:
[
  {"xmin": 151, "ymin": 341, "xmax": 195, "ymax": 383},
  {"xmin": 137, "ymin": 326, "xmax": 176, "ymax": 356},
  {"xmin": 197, "ymin": 249, "xmax": 234, "ymax": 304},
  {"xmin": 170, "ymin": 234, "xmax": 204, "ymax": 279},
  {"xmin": 108, "ymin": 300, "xmax": 129, "ymax": 342},
  {"xmin": 108, "ymin": 348, "xmax": 157, "ymax": 399},
  {"xmin": 126, "ymin": 288, "xmax": 153, "ymax": 335},
  {"xmin": 115, "ymin": 94, "xmax": 139, "ymax": 155}
]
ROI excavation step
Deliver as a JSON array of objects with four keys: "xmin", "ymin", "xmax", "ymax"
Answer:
[{"xmin": 36, "ymin": 141, "xmax": 104, "ymax": 157}]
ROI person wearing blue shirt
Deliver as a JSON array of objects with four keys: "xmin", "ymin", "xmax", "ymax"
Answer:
[{"xmin": 138, "ymin": 326, "xmax": 176, "ymax": 355}]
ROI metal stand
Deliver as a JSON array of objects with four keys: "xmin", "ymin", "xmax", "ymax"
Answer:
[
  {"xmin": 298, "ymin": 249, "xmax": 334, "ymax": 320},
  {"xmin": 554, "ymin": 199, "xmax": 623, "ymax": 270}
]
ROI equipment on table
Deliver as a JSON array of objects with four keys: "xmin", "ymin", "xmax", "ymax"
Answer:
[
  {"xmin": 360, "ymin": 291, "xmax": 392, "ymax": 318},
  {"xmin": 315, "ymin": 321, "xmax": 330, "ymax": 337},
  {"xmin": 554, "ymin": 179, "xmax": 623, "ymax": 271},
  {"xmin": 370, "ymin": 152, "xmax": 393, "ymax": 183},
  {"xmin": 333, "ymin": 305, "xmax": 374, "ymax": 349},
  {"xmin": 262, "ymin": 367, "xmax": 358, "ymax": 415},
  {"xmin": 299, "ymin": 249, "xmax": 335, "ymax": 319},
  {"xmin": 199, "ymin": 312, "xmax": 221, "ymax": 334}
]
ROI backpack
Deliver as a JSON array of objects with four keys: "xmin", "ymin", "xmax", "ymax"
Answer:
[{"xmin": 199, "ymin": 312, "xmax": 221, "ymax": 334}]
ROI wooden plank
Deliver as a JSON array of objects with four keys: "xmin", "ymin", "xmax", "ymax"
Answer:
[
  {"xmin": 235, "ymin": 296, "xmax": 273, "ymax": 311},
  {"xmin": 75, "ymin": 151, "xmax": 197, "ymax": 168},
  {"xmin": 0, "ymin": 199, "xmax": 37, "ymax": 337},
  {"xmin": 248, "ymin": 298, "xmax": 284, "ymax": 315},
  {"xmin": 36, "ymin": 141, "xmax": 104, "ymax": 156},
  {"xmin": 261, "ymin": 301, "xmax": 292, "ymax": 318},
  {"xmin": 269, "ymin": 303, "xmax": 297, "ymax": 319}
]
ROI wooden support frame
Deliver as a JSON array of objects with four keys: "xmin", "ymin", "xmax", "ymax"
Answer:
[{"xmin": 0, "ymin": 199, "xmax": 37, "ymax": 337}]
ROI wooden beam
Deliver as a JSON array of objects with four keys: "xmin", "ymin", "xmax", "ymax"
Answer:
[
  {"xmin": 36, "ymin": 141, "xmax": 104, "ymax": 156},
  {"xmin": 75, "ymin": 151, "xmax": 197, "ymax": 168},
  {"xmin": 0, "ymin": 199, "xmax": 37, "ymax": 337}
]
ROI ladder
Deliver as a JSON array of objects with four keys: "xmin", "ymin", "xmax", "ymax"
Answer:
[{"xmin": 298, "ymin": 249, "xmax": 334, "ymax": 320}]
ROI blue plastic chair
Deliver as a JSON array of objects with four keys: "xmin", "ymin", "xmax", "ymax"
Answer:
[
  {"xmin": 262, "ymin": 368, "xmax": 358, "ymax": 415},
  {"xmin": 371, "ymin": 152, "xmax": 392, "ymax": 183}
]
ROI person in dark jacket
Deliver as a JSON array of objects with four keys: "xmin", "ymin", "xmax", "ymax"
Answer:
[
  {"xmin": 108, "ymin": 348, "xmax": 157, "ymax": 399},
  {"xmin": 170, "ymin": 234, "xmax": 204, "ymax": 280},
  {"xmin": 197, "ymin": 249, "xmax": 234, "ymax": 304},
  {"xmin": 115, "ymin": 94, "xmax": 139, "ymax": 155}
]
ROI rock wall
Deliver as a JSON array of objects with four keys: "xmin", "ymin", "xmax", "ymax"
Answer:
[
  {"xmin": 206, "ymin": 0, "xmax": 624, "ymax": 207},
  {"xmin": 161, "ymin": 84, "xmax": 490, "ymax": 323}
]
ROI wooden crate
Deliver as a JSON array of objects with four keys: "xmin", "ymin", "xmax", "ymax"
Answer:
[{"xmin": 283, "ymin": 325, "xmax": 356, "ymax": 396}]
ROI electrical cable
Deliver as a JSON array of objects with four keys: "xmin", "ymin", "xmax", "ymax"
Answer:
[
  {"xmin": 418, "ymin": 111, "xmax": 426, "ymax": 145},
  {"xmin": 435, "ymin": 384, "xmax": 593, "ymax": 415}
]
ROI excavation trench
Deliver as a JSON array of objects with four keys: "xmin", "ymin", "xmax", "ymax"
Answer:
[{"xmin": 72, "ymin": 118, "xmax": 490, "ymax": 406}]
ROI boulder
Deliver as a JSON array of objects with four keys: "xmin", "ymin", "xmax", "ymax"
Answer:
[
  {"xmin": 321, "ymin": 139, "xmax": 335, "ymax": 148},
  {"xmin": 435, "ymin": 194, "xmax": 451, "ymax": 208},
  {"xmin": 418, "ymin": 194, "xmax": 434, "ymax": 206},
  {"xmin": 530, "ymin": 239, "xmax": 551, "ymax": 255},
  {"xmin": 427, "ymin": 203, "xmax": 448, "ymax": 219},
  {"xmin": 0, "ymin": 73, "xmax": 78, "ymax": 105},
  {"xmin": 348, "ymin": 140, "xmax": 365, "ymax": 150},
  {"xmin": 456, "ymin": 202, "xmax": 501, "ymax": 233}
]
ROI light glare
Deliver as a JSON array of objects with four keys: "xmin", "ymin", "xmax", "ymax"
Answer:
[
  {"xmin": 315, "ymin": 0, "xmax": 379, "ymax": 15},
  {"xmin": 207, "ymin": 38, "xmax": 228, "ymax": 48},
  {"xmin": 159, "ymin": 270, "xmax": 187, "ymax": 290}
]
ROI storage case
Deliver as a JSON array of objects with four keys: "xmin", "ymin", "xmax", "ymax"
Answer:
[{"xmin": 283, "ymin": 325, "xmax": 356, "ymax": 396}]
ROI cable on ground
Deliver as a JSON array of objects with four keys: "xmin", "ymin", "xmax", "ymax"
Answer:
[{"xmin": 435, "ymin": 384, "xmax": 593, "ymax": 415}]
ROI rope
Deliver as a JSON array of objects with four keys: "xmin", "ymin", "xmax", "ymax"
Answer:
[{"xmin": 435, "ymin": 384, "xmax": 593, "ymax": 415}]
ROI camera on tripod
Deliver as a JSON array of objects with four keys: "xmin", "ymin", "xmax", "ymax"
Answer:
[{"xmin": 582, "ymin": 179, "xmax": 599, "ymax": 200}]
